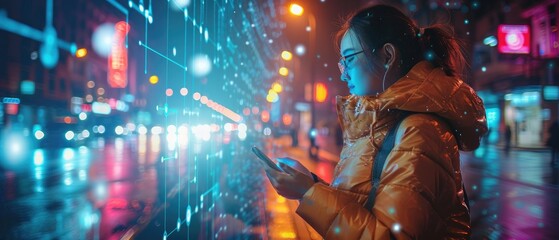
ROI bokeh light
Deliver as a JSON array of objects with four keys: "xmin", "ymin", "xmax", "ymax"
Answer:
[
  {"xmin": 91, "ymin": 23, "xmax": 115, "ymax": 57},
  {"xmin": 295, "ymin": 44, "xmax": 306, "ymax": 56},
  {"xmin": 191, "ymin": 54, "xmax": 212, "ymax": 77},
  {"xmin": 272, "ymin": 82, "xmax": 283, "ymax": 93},
  {"xmin": 278, "ymin": 67, "xmax": 289, "ymax": 76},
  {"xmin": 193, "ymin": 92, "xmax": 201, "ymax": 101},
  {"xmin": 289, "ymin": 3, "xmax": 304, "ymax": 16},
  {"xmin": 149, "ymin": 75, "xmax": 159, "ymax": 84},
  {"xmin": 281, "ymin": 50, "xmax": 292, "ymax": 61},
  {"xmin": 180, "ymin": 87, "xmax": 188, "ymax": 96},
  {"xmin": 75, "ymin": 48, "xmax": 87, "ymax": 58},
  {"xmin": 171, "ymin": 0, "xmax": 191, "ymax": 11}
]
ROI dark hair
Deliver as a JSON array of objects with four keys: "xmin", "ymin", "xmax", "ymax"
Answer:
[{"xmin": 336, "ymin": 5, "xmax": 466, "ymax": 77}]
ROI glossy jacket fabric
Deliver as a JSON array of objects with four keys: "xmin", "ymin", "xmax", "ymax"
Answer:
[{"xmin": 296, "ymin": 61, "xmax": 487, "ymax": 239}]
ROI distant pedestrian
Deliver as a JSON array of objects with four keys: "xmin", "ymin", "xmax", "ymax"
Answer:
[
  {"xmin": 308, "ymin": 128, "xmax": 319, "ymax": 159},
  {"xmin": 546, "ymin": 121, "xmax": 559, "ymax": 166},
  {"xmin": 504, "ymin": 125, "xmax": 512, "ymax": 155},
  {"xmin": 290, "ymin": 127, "xmax": 298, "ymax": 147}
]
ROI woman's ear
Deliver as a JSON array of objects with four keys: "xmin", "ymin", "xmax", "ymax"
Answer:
[{"xmin": 382, "ymin": 43, "xmax": 397, "ymax": 69}]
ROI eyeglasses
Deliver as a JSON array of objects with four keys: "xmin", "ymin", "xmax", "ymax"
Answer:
[{"xmin": 337, "ymin": 50, "xmax": 365, "ymax": 78}]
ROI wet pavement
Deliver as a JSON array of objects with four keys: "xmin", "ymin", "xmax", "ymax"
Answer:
[
  {"xmin": 463, "ymin": 145, "xmax": 559, "ymax": 239},
  {"xmin": 2, "ymin": 132, "xmax": 559, "ymax": 240},
  {"xmin": 0, "ymin": 136, "xmax": 161, "ymax": 240}
]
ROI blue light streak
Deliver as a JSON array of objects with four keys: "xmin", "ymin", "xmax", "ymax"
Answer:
[
  {"xmin": 106, "ymin": 0, "xmax": 129, "ymax": 14},
  {"xmin": 160, "ymin": 156, "xmax": 177, "ymax": 162},
  {"xmin": 139, "ymin": 41, "xmax": 188, "ymax": 71},
  {"xmin": 0, "ymin": 13, "xmax": 76, "ymax": 54},
  {"xmin": 165, "ymin": 183, "xmax": 219, "ymax": 236}
]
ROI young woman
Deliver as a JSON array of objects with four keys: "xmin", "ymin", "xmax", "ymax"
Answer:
[{"xmin": 263, "ymin": 4, "xmax": 487, "ymax": 239}]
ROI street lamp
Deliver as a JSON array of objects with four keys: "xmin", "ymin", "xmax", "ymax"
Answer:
[
  {"xmin": 289, "ymin": 3, "xmax": 318, "ymax": 158},
  {"xmin": 289, "ymin": 3, "xmax": 304, "ymax": 16}
]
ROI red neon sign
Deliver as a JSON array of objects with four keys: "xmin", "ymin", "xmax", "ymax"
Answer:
[
  {"xmin": 498, "ymin": 25, "xmax": 530, "ymax": 54},
  {"xmin": 108, "ymin": 21, "xmax": 130, "ymax": 88}
]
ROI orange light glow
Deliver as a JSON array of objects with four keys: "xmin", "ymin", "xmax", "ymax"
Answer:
[
  {"xmin": 289, "ymin": 3, "xmax": 304, "ymax": 16},
  {"xmin": 315, "ymin": 82, "xmax": 328, "ymax": 103},
  {"xmin": 282, "ymin": 114, "xmax": 292, "ymax": 126},
  {"xmin": 261, "ymin": 110, "xmax": 270, "ymax": 123},
  {"xmin": 63, "ymin": 116, "xmax": 72, "ymax": 124},
  {"xmin": 75, "ymin": 48, "xmax": 87, "ymax": 58}
]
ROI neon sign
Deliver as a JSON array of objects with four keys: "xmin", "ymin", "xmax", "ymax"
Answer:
[
  {"xmin": 108, "ymin": 21, "xmax": 130, "ymax": 88},
  {"xmin": 498, "ymin": 25, "xmax": 530, "ymax": 54}
]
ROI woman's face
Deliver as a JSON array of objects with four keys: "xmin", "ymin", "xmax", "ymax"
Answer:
[{"xmin": 339, "ymin": 29, "xmax": 384, "ymax": 96}]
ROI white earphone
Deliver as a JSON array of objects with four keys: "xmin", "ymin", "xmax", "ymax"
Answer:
[{"xmin": 382, "ymin": 64, "xmax": 389, "ymax": 92}]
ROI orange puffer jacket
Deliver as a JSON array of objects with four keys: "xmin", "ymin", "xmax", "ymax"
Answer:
[{"xmin": 296, "ymin": 61, "xmax": 487, "ymax": 239}]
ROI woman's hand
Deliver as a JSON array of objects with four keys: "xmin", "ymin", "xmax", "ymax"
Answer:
[
  {"xmin": 263, "ymin": 162, "xmax": 315, "ymax": 200},
  {"xmin": 277, "ymin": 157, "xmax": 312, "ymax": 178}
]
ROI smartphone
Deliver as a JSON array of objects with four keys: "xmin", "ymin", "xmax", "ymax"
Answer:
[{"xmin": 251, "ymin": 146, "xmax": 283, "ymax": 172}]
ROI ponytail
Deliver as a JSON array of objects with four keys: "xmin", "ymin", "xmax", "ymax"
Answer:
[
  {"xmin": 419, "ymin": 24, "xmax": 467, "ymax": 77},
  {"xmin": 337, "ymin": 5, "xmax": 468, "ymax": 78}
]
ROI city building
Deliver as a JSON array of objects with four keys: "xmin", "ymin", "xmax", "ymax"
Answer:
[
  {"xmin": 470, "ymin": 0, "xmax": 559, "ymax": 147},
  {"xmin": 0, "ymin": 0, "xmax": 138, "ymax": 137}
]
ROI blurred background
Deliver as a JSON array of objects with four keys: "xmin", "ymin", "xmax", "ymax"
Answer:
[{"xmin": 0, "ymin": 0, "xmax": 558, "ymax": 239}]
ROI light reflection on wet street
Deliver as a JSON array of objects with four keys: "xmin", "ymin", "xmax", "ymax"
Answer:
[
  {"xmin": 2, "ymin": 134, "xmax": 559, "ymax": 239},
  {"xmin": 1, "ymin": 135, "xmax": 177, "ymax": 239}
]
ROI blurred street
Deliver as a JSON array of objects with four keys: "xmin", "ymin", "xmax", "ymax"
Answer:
[
  {"xmin": 2, "ymin": 0, "xmax": 559, "ymax": 239},
  {"xmin": 1, "ymin": 127, "xmax": 559, "ymax": 239}
]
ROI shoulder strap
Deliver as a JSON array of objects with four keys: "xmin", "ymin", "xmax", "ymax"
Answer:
[
  {"xmin": 463, "ymin": 183, "xmax": 470, "ymax": 209},
  {"xmin": 365, "ymin": 112, "xmax": 410, "ymax": 211},
  {"xmin": 364, "ymin": 113, "xmax": 471, "ymax": 213}
]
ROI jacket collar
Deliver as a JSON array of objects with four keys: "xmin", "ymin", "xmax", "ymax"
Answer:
[{"xmin": 336, "ymin": 61, "xmax": 487, "ymax": 150}]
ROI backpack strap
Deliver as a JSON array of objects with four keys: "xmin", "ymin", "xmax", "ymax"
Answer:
[
  {"xmin": 364, "ymin": 112, "xmax": 410, "ymax": 211},
  {"xmin": 364, "ymin": 112, "xmax": 471, "ymax": 213},
  {"xmin": 463, "ymin": 183, "xmax": 470, "ymax": 210}
]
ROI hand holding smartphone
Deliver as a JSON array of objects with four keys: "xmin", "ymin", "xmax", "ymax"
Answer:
[{"xmin": 251, "ymin": 146, "xmax": 284, "ymax": 172}]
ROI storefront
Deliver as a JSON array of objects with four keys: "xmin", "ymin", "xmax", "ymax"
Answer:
[
  {"xmin": 503, "ymin": 86, "xmax": 545, "ymax": 147},
  {"xmin": 477, "ymin": 90, "xmax": 500, "ymax": 145}
]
